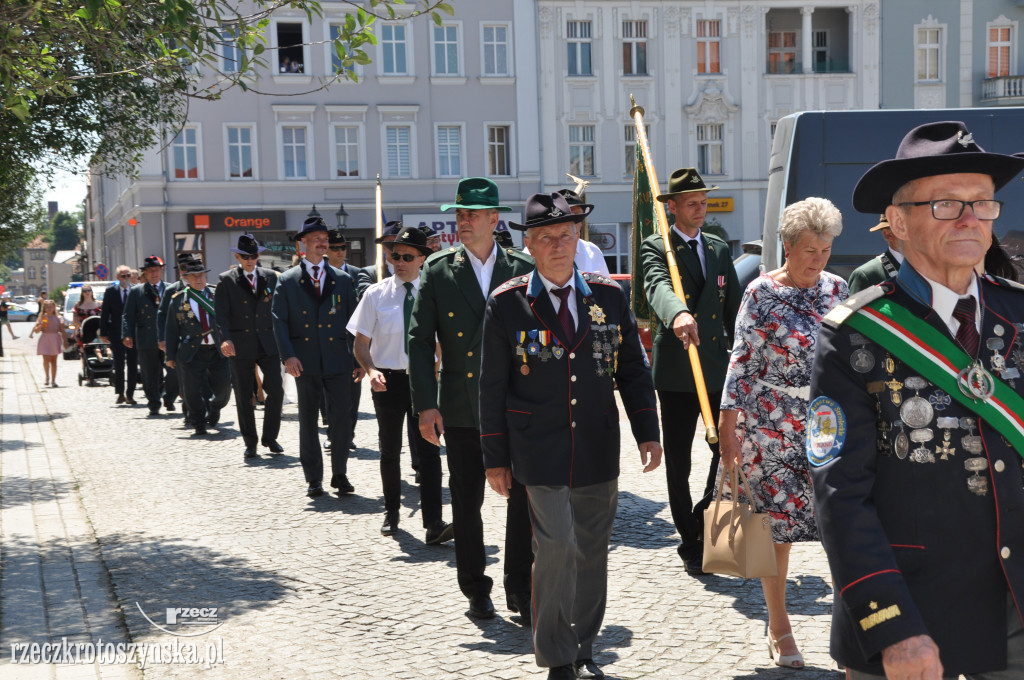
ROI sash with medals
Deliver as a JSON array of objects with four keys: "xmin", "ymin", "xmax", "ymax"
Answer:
[
  {"xmin": 187, "ymin": 287, "xmax": 216, "ymax": 317},
  {"xmin": 839, "ymin": 298, "xmax": 1024, "ymax": 460}
]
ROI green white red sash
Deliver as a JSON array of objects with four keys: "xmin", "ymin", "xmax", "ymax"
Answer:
[
  {"xmin": 844, "ymin": 298, "xmax": 1024, "ymax": 459},
  {"xmin": 187, "ymin": 287, "xmax": 216, "ymax": 316}
]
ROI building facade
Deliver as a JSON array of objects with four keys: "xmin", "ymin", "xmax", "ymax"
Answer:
[{"xmin": 22, "ymin": 237, "xmax": 49, "ymax": 297}]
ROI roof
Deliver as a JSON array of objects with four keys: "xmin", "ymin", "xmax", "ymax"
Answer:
[
  {"xmin": 25, "ymin": 236, "xmax": 48, "ymax": 250},
  {"xmin": 53, "ymin": 250, "xmax": 83, "ymax": 264}
]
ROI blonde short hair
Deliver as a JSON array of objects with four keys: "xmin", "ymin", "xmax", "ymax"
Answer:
[{"xmin": 779, "ymin": 197, "xmax": 843, "ymax": 246}]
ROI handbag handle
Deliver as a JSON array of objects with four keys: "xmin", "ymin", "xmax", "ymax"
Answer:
[{"xmin": 711, "ymin": 463, "xmax": 763, "ymax": 517}]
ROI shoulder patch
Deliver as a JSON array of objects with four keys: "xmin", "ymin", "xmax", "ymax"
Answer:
[
  {"xmin": 703, "ymin": 231, "xmax": 727, "ymax": 245},
  {"xmin": 582, "ymin": 272, "xmax": 615, "ymax": 286},
  {"xmin": 822, "ymin": 283, "xmax": 889, "ymax": 329},
  {"xmin": 806, "ymin": 396, "xmax": 847, "ymax": 467},
  {"xmin": 493, "ymin": 276, "xmax": 529, "ymax": 295},
  {"xmin": 425, "ymin": 249, "xmax": 455, "ymax": 266},
  {"xmin": 507, "ymin": 248, "xmax": 534, "ymax": 263},
  {"xmin": 983, "ymin": 273, "xmax": 1024, "ymax": 293}
]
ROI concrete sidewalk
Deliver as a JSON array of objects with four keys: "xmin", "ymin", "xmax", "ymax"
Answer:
[{"xmin": 0, "ymin": 334, "xmax": 844, "ymax": 679}]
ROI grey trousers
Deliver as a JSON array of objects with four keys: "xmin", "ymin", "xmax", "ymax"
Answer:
[
  {"xmin": 846, "ymin": 594, "xmax": 1024, "ymax": 680},
  {"xmin": 526, "ymin": 479, "xmax": 617, "ymax": 669}
]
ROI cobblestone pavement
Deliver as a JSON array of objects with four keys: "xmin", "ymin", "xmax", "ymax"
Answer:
[{"xmin": 1, "ymin": 327, "xmax": 843, "ymax": 679}]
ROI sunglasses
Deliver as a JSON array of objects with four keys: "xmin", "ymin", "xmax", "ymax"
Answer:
[
  {"xmin": 329, "ymin": 245, "xmax": 347, "ymax": 251},
  {"xmin": 118, "ymin": 274, "xmax": 131, "ymax": 278},
  {"xmin": 238, "ymin": 253, "xmax": 259, "ymax": 260},
  {"xmin": 389, "ymin": 252, "xmax": 419, "ymax": 263}
]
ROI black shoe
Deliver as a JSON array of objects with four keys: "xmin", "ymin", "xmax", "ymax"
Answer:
[
  {"xmin": 244, "ymin": 447, "xmax": 257, "ymax": 459},
  {"xmin": 125, "ymin": 397, "xmax": 136, "ymax": 405},
  {"xmin": 683, "ymin": 556, "xmax": 706, "ymax": 576},
  {"xmin": 467, "ymin": 594, "xmax": 495, "ymax": 619},
  {"xmin": 149, "ymin": 408, "xmax": 160, "ymax": 416},
  {"xmin": 381, "ymin": 511, "xmax": 399, "ymax": 536},
  {"xmin": 116, "ymin": 394, "xmax": 125, "ymax": 404},
  {"xmin": 307, "ymin": 484, "xmax": 324, "ymax": 498},
  {"xmin": 193, "ymin": 424, "xmax": 207, "ymax": 436},
  {"xmin": 347, "ymin": 441, "xmax": 357, "ymax": 450},
  {"xmin": 574, "ymin": 659, "xmax": 604, "ymax": 679},
  {"xmin": 414, "ymin": 471, "xmax": 422, "ymax": 485},
  {"xmin": 323, "ymin": 438, "xmax": 332, "ymax": 449},
  {"xmin": 332, "ymin": 475, "xmax": 355, "ymax": 494},
  {"xmin": 262, "ymin": 440, "xmax": 284, "ymax": 454},
  {"xmin": 507, "ymin": 591, "xmax": 532, "ymax": 627},
  {"xmin": 424, "ymin": 521, "xmax": 454, "ymax": 545},
  {"xmin": 548, "ymin": 665, "xmax": 576, "ymax": 680},
  {"xmin": 165, "ymin": 402, "xmax": 176, "ymax": 411},
  {"xmin": 206, "ymin": 408, "xmax": 220, "ymax": 426}
]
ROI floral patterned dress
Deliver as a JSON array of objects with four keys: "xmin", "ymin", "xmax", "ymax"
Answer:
[{"xmin": 718, "ymin": 271, "xmax": 848, "ymax": 543}]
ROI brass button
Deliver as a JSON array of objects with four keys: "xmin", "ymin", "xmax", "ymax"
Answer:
[
  {"xmin": 571, "ymin": 398, "xmax": 577, "ymax": 405},
  {"xmin": 712, "ymin": 336, "xmax": 717, "ymax": 341},
  {"xmin": 711, "ymin": 314, "xmax": 716, "ymax": 319},
  {"xmin": 457, "ymin": 331, "xmax": 463, "ymax": 337},
  {"xmin": 1002, "ymin": 547, "xmax": 1011, "ymax": 559},
  {"xmin": 467, "ymin": 351, "xmax": 473, "ymax": 357},
  {"xmin": 571, "ymin": 375, "xmax": 577, "ymax": 382},
  {"xmin": 995, "ymin": 460, "xmax": 1006, "ymax": 472},
  {"xmin": 448, "ymin": 312, "xmax": 454, "ymax": 317},
  {"xmin": 305, "ymin": 324, "xmax": 309, "ymax": 328},
  {"xmin": 467, "ymin": 372, "xmax": 473, "ymax": 378},
  {"xmin": 302, "ymin": 310, "xmax": 307, "ymax": 315}
]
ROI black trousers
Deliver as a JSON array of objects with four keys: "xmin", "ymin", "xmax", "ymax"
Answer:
[
  {"xmin": 321, "ymin": 374, "xmax": 362, "ymax": 447},
  {"xmin": 110, "ymin": 339, "xmax": 138, "ymax": 398},
  {"xmin": 657, "ymin": 389, "xmax": 722, "ymax": 561},
  {"xmin": 444, "ymin": 426, "xmax": 533, "ymax": 600},
  {"xmin": 182, "ymin": 346, "xmax": 232, "ymax": 427},
  {"xmin": 371, "ymin": 370, "xmax": 441, "ymax": 526},
  {"xmin": 296, "ymin": 372, "xmax": 351, "ymax": 487},
  {"xmin": 229, "ymin": 352, "xmax": 283, "ymax": 448},
  {"xmin": 137, "ymin": 346, "xmax": 163, "ymax": 408}
]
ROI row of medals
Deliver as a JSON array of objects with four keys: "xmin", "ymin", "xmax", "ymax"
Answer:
[
  {"xmin": 848, "ymin": 329, "xmax": 1023, "ymax": 498},
  {"xmin": 513, "ymin": 324, "xmax": 621, "ymax": 377}
]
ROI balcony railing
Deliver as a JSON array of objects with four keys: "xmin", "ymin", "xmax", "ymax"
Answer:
[
  {"xmin": 766, "ymin": 59, "xmax": 851, "ymax": 75},
  {"xmin": 981, "ymin": 75, "xmax": 1024, "ymax": 104}
]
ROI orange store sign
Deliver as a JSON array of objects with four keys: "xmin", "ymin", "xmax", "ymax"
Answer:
[{"xmin": 188, "ymin": 211, "xmax": 286, "ymax": 231}]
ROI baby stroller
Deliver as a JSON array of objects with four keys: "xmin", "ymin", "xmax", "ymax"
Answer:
[{"xmin": 77, "ymin": 316, "xmax": 113, "ymax": 386}]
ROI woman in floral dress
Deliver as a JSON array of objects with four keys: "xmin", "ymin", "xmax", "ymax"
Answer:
[{"xmin": 718, "ymin": 197, "xmax": 849, "ymax": 668}]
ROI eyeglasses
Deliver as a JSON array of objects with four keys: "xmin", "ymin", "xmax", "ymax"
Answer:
[
  {"xmin": 118, "ymin": 273, "xmax": 131, "ymax": 279},
  {"xmin": 238, "ymin": 253, "xmax": 259, "ymax": 261},
  {"xmin": 329, "ymin": 245, "xmax": 347, "ymax": 251},
  {"xmin": 897, "ymin": 199, "xmax": 1003, "ymax": 221},
  {"xmin": 389, "ymin": 252, "xmax": 419, "ymax": 263}
]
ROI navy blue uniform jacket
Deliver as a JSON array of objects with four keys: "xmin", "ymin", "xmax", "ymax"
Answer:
[
  {"xmin": 165, "ymin": 286, "xmax": 225, "ymax": 364},
  {"xmin": 272, "ymin": 263, "xmax": 356, "ymax": 376},
  {"xmin": 809, "ymin": 264, "xmax": 1024, "ymax": 676},
  {"xmin": 215, "ymin": 266, "xmax": 279, "ymax": 360},
  {"xmin": 479, "ymin": 270, "xmax": 659, "ymax": 487}
]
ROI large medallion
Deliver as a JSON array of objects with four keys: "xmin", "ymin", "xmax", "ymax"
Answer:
[
  {"xmin": 958, "ymin": 360, "xmax": 995, "ymax": 401},
  {"xmin": 899, "ymin": 377, "xmax": 933, "ymax": 429},
  {"xmin": 893, "ymin": 420, "xmax": 910, "ymax": 460},
  {"xmin": 850, "ymin": 348, "xmax": 875, "ymax": 374}
]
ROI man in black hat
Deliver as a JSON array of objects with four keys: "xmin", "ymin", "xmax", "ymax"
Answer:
[
  {"xmin": 159, "ymin": 252, "xmax": 200, "ymax": 424},
  {"xmin": 355, "ymin": 220, "xmax": 403, "ymax": 299},
  {"xmin": 638, "ymin": 167, "xmax": 742, "ymax": 575},
  {"xmin": 123, "ymin": 255, "xmax": 179, "ymax": 416},
  {"xmin": 522, "ymin": 189, "xmax": 609, "ymax": 276},
  {"xmin": 324, "ymin": 228, "xmax": 361, "ymax": 453},
  {"xmin": 165, "ymin": 258, "xmax": 231, "ymax": 435},
  {"xmin": 408, "ymin": 177, "xmax": 535, "ymax": 621},
  {"xmin": 810, "ymin": 121, "xmax": 1024, "ymax": 679},
  {"xmin": 100, "ymin": 264, "xmax": 139, "ymax": 405},
  {"xmin": 215, "ymin": 234, "xmax": 283, "ymax": 458},
  {"xmin": 272, "ymin": 216, "xmax": 359, "ymax": 498},
  {"xmin": 480, "ymin": 192, "xmax": 661, "ymax": 680},
  {"xmin": 847, "ymin": 215, "xmax": 904, "ymax": 293},
  {"xmin": 347, "ymin": 225, "xmax": 453, "ymax": 544}
]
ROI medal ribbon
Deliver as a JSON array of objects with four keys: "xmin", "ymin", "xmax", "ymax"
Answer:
[{"xmin": 845, "ymin": 299, "xmax": 1024, "ymax": 460}]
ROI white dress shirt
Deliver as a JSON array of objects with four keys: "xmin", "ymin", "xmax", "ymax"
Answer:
[
  {"xmin": 466, "ymin": 242, "xmax": 497, "ymax": 299},
  {"xmin": 302, "ymin": 258, "xmax": 325, "ymax": 287},
  {"xmin": 536, "ymin": 272, "xmax": 579, "ymax": 331},
  {"xmin": 347, "ymin": 275, "xmax": 421, "ymax": 370},
  {"xmin": 673, "ymin": 226, "xmax": 707, "ymax": 278},
  {"xmin": 921, "ymin": 273, "xmax": 981, "ymax": 336}
]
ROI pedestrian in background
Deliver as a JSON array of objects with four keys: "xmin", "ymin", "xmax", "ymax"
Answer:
[
  {"xmin": 31, "ymin": 299, "xmax": 66, "ymax": 387},
  {"xmin": 0, "ymin": 297, "xmax": 17, "ymax": 339},
  {"xmin": 718, "ymin": 197, "xmax": 848, "ymax": 669}
]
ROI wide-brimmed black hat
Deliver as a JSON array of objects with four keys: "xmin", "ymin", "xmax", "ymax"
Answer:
[
  {"xmin": 327, "ymin": 229, "xmax": 347, "ymax": 245},
  {"xmin": 656, "ymin": 168, "xmax": 719, "ymax": 202},
  {"xmin": 231, "ymin": 233, "xmax": 268, "ymax": 255},
  {"xmin": 557, "ymin": 189, "xmax": 586, "ymax": 206},
  {"xmin": 181, "ymin": 258, "xmax": 210, "ymax": 275},
  {"xmin": 374, "ymin": 221, "xmax": 403, "ymax": 244},
  {"xmin": 509, "ymin": 192, "xmax": 593, "ymax": 231},
  {"xmin": 140, "ymin": 255, "xmax": 165, "ymax": 270},
  {"xmin": 293, "ymin": 216, "xmax": 329, "ymax": 242},
  {"xmin": 440, "ymin": 177, "xmax": 512, "ymax": 212},
  {"xmin": 175, "ymin": 251, "xmax": 197, "ymax": 266},
  {"xmin": 385, "ymin": 225, "xmax": 433, "ymax": 256},
  {"xmin": 493, "ymin": 229, "xmax": 514, "ymax": 248},
  {"xmin": 853, "ymin": 121, "xmax": 1024, "ymax": 214}
]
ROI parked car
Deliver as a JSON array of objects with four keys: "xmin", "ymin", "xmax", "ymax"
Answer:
[
  {"xmin": 733, "ymin": 240, "xmax": 763, "ymax": 293},
  {"xmin": 6, "ymin": 303, "xmax": 37, "ymax": 322}
]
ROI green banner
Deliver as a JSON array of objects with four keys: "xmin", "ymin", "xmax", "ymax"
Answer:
[{"xmin": 630, "ymin": 141, "xmax": 656, "ymax": 321}]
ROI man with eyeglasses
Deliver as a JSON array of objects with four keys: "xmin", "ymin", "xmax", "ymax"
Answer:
[
  {"xmin": 347, "ymin": 225, "xmax": 453, "ymax": 545},
  {"xmin": 99, "ymin": 264, "xmax": 139, "ymax": 405},
  {"xmin": 215, "ymin": 234, "xmax": 283, "ymax": 459},
  {"xmin": 810, "ymin": 121, "xmax": 1024, "ymax": 680},
  {"xmin": 325, "ymin": 228, "xmax": 360, "ymax": 453}
]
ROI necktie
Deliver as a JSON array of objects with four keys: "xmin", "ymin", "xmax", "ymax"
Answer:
[
  {"xmin": 248, "ymin": 273, "xmax": 256, "ymax": 291},
  {"xmin": 198, "ymin": 297, "xmax": 211, "ymax": 344},
  {"xmin": 403, "ymin": 281, "xmax": 414, "ymax": 354},
  {"xmin": 311, "ymin": 265, "xmax": 320, "ymax": 294},
  {"xmin": 552, "ymin": 286, "xmax": 575, "ymax": 341},
  {"xmin": 687, "ymin": 239, "xmax": 705, "ymax": 287},
  {"xmin": 155, "ymin": 283, "xmax": 161, "ymax": 305},
  {"xmin": 953, "ymin": 296, "xmax": 979, "ymax": 358},
  {"xmin": 121, "ymin": 288, "xmax": 127, "ymax": 305}
]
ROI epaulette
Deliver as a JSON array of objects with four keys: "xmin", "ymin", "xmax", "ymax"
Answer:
[
  {"xmin": 506, "ymin": 248, "xmax": 533, "ymax": 263},
  {"xmin": 983, "ymin": 273, "xmax": 1024, "ymax": 293},
  {"xmin": 425, "ymin": 247, "xmax": 457, "ymax": 266},
  {"xmin": 172, "ymin": 289, "xmax": 188, "ymax": 299},
  {"xmin": 493, "ymin": 275, "xmax": 529, "ymax": 296},
  {"xmin": 703, "ymin": 231, "xmax": 727, "ymax": 245},
  {"xmin": 822, "ymin": 282, "xmax": 889, "ymax": 330},
  {"xmin": 582, "ymin": 271, "xmax": 616, "ymax": 286}
]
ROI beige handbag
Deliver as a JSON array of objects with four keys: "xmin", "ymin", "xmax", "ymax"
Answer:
[{"xmin": 702, "ymin": 466, "xmax": 779, "ymax": 578}]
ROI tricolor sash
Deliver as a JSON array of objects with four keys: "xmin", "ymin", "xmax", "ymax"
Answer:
[
  {"xmin": 842, "ymin": 298, "xmax": 1024, "ymax": 459},
  {"xmin": 187, "ymin": 287, "xmax": 216, "ymax": 317}
]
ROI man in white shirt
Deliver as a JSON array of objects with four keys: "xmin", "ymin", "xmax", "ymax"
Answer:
[{"xmin": 347, "ymin": 226, "xmax": 453, "ymax": 545}]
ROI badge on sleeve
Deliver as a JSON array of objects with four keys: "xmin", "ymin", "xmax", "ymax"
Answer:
[{"xmin": 807, "ymin": 396, "xmax": 847, "ymax": 467}]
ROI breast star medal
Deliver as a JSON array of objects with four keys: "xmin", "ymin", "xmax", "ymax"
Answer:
[{"xmin": 588, "ymin": 304, "xmax": 606, "ymax": 324}]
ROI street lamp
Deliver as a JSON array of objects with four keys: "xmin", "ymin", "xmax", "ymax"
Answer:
[
  {"xmin": 335, "ymin": 203, "xmax": 348, "ymax": 229},
  {"xmin": 307, "ymin": 204, "xmax": 322, "ymax": 219}
]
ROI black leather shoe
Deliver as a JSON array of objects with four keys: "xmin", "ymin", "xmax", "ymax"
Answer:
[
  {"xmin": 193, "ymin": 424, "xmax": 207, "ymax": 436},
  {"xmin": 683, "ymin": 556, "xmax": 706, "ymax": 576},
  {"xmin": 244, "ymin": 447, "xmax": 257, "ymax": 459},
  {"xmin": 165, "ymin": 402, "xmax": 176, "ymax": 411},
  {"xmin": 307, "ymin": 484, "xmax": 324, "ymax": 498},
  {"xmin": 467, "ymin": 594, "xmax": 495, "ymax": 619},
  {"xmin": 262, "ymin": 440, "xmax": 284, "ymax": 454},
  {"xmin": 547, "ymin": 665, "xmax": 575, "ymax": 680},
  {"xmin": 381, "ymin": 511, "xmax": 399, "ymax": 536},
  {"xmin": 206, "ymin": 408, "xmax": 220, "ymax": 426},
  {"xmin": 332, "ymin": 475, "xmax": 355, "ymax": 494},
  {"xmin": 347, "ymin": 441, "xmax": 357, "ymax": 450},
  {"xmin": 574, "ymin": 659, "xmax": 604, "ymax": 679},
  {"xmin": 116, "ymin": 394, "xmax": 125, "ymax": 404},
  {"xmin": 424, "ymin": 521, "xmax": 454, "ymax": 545},
  {"xmin": 414, "ymin": 471, "xmax": 422, "ymax": 485},
  {"xmin": 507, "ymin": 591, "xmax": 532, "ymax": 627},
  {"xmin": 149, "ymin": 408, "xmax": 160, "ymax": 416},
  {"xmin": 124, "ymin": 397, "xmax": 136, "ymax": 405}
]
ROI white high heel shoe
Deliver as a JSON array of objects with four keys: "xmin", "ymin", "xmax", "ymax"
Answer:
[{"xmin": 767, "ymin": 632, "xmax": 805, "ymax": 669}]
